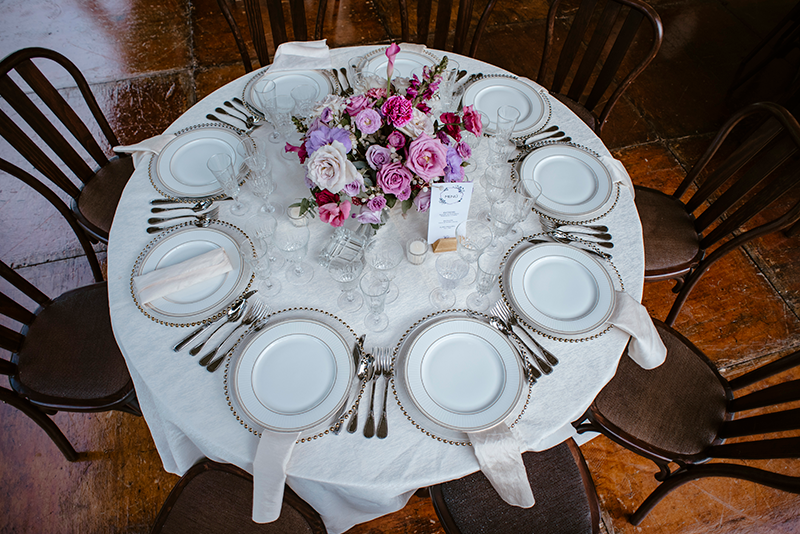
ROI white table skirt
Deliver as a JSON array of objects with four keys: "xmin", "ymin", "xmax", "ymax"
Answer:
[{"xmin": 108, "ymin": 44, "xmax": 644, "ymax": 534}]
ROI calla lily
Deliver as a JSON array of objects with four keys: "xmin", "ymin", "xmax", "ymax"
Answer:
[{"xmin": 385, "ymin": 42, "xmax": 401, "ymax": 90}]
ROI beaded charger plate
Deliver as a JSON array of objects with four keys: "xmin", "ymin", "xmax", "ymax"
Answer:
[
  {"xmin": 392, "ymin": 309, "xmax": 532, "ymax": 446},
  {"xmin": 242, "ymin": 67, "xmax": 339, "ymax": 116},
  {"xmin": 224, "ymin": 308, "xmax": 361, "ymax": 442},
  {"xmin": 356, "ymin": 46, "xmax": 441, "ymax": 80}
]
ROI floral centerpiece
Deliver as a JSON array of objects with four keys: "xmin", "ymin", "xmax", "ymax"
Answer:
[{"xmin": 286, "ymin": 43, "xmax": 483, "ymax": 228}]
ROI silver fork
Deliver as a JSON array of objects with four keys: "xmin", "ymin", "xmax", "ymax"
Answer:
[
  {"xmin": 363, "ymin": 348, "xmax": 381, "ymax": 438},
  {"xmin": 376, "ymin": 348, "xmax": 391, "ymax": 439},
  {"xmin": 494, "ymin": 303, "xmax": 559, "ymax": 368},
  {"xmin": 148, "ymin": 206, "xmax": 220, "ymax": 226},
  {"xmin": 207, "ymin": 310, "xmax": 271, "ymax": 373},
  {"xmin": 198, "ymin": 299, "xmax": 267, "ymax": 367}
]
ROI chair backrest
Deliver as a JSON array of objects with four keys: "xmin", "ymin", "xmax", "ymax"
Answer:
[
  {"xmin": 665, "ymin": 101, "xmax": 800, "ymax": 324},
  {"xmin": 398, "ymin": 0, "xmax": 499, "ymax": 57},
  {"xmin": 537, "ymin": 0, "xmax": 663, "ymax": 134},
  {"xmin": 217, "ymin": 0, "xmax": 329, "ymax": 73},
  {"xmin": 0, "ymin": 47, "xmax": 120, "ymax": 202},
  {"xmin": 150, "ymin": 460, "xmax": 326, "ymax": 534}
]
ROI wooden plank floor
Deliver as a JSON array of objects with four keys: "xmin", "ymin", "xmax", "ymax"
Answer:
[{"xmin": 1, "ymin": 0, "xmax": 799, "ymax": 532}]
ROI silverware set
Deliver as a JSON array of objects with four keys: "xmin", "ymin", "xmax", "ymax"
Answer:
[
  {"xmin": 206, "ymin": 98, "xmax": 261, "ymax": 132},
  {"xmin": 518, "ymin": 125, "xmax": 571, "ymax": 147},
  {"xmin": 146, "ymin": 206, "xmax": 220, "ymax": 234},
  {"xmin": 487, "ymin": 301, "xmax": 559, "ymax": 380},
  {"xmin": 347, "ymin": 346, "xmax": 391, "ymax": 439}
]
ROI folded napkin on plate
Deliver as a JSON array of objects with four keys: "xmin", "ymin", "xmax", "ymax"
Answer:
[
  {"xmin": 609, "ymin": 291, "xmax": 667, "ymax": 369},
  {"xmin": 600, "ymin": 156, "xmax": 635, "ymax": 198},
  {"xmin": 133, "ymin": 247, "xmax": 233, "ymax": 304},
  {"xmin": 399, "ymin": 42, "xmax": 428, "ymax": 54},
  {"xmin": 114, "ymin": 134, "xmax": 175, "ymax": 169},
  {"xmin": 467, "ymin": 422, "xmax": 535, "ymax": 508},
  {"xmin": 252, "ymin": 430, "xmax": 302, "ymax": 523},
  {"xmin": 270, "ymin": 40, "xmax": 332, "ymax": 73}
]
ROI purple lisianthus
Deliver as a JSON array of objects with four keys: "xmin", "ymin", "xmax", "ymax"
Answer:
[
  {"xmin": 356, "ymin": 208, "xmax": 383, "ymax": 225},
  {"xmin": 444, "ymin": 146, "xmax": 465, "ymax": 182},
  {"xmin": 366, "ymin": 145, "xmax": 392, "ymax": 170},
  {"xmin": 456, "ymin": 141, "xmax": 472, "ymax": 160},
  {"xmin": 413, "ymin": 188, "xmax": 431, "ymax": 212},
  {"xmin": 306, "ymin": 124, "xmax": 353, "ymax": 155},
  {"xmin": 346, "ymin": 94, "xmax": 371, "ymax": 116},
  {"xmin": 355, "ymin": 108, "xmax": 382, "ymax": 135},
  {"xmin": 405, "ymin": 133, "xmax": 448, "ymax": 182},
  {"xmin": 387, "ymin": 130, "xmax": 406, "ymax": 149},
  {"xmin": 366, "ymin": 195, "xmax": 387, "ymax": 212},
  {"xmin": 377, "ymin": 161, "xmax": 413, "ymax": 201},
  {"xmin": 381, "ymin": 95, "xmax": 414, "ymax": 128},
  {"xmin": 319, "ymin": 107, "xmax": 333, "ymax": 123}
]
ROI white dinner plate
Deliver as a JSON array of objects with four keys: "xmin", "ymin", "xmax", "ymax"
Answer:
[
  {"xmin": 132, "ymin": 221, "xmax": 252, "ymax": 325},
  {"xmin": 401, "ymin": 317, "xmax": 523, "ymax": 432},
  {"xmin": 461, "ymin": 77, "xmax": 551, "ymax": 139},
  {"xmin": 503, "ymin": 242, "xmax": 615, "ymax": 335},
  {"xmin": 518, "ymin": 144, "xmax": 613, "ymax": 218},
  {"xmin": 231, "ymin": 318, "xmax": 353, "ymax": 432},
  {"xmin": 243, "ymin": 69, "xmax": 336, "ymax": 114},
  {"xmin": 151, "ymin": 126, "xmax": 246, "ymax": 199},
  {"xmin": 358, "ymin": 47, "xmax": 441, "ymax": 80}
]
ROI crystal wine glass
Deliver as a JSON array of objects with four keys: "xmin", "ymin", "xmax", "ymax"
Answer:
[
  {"xmin": 242, "ymin": 236, "xmax": 281, "ymax": 298},
  {"xmin": 466, "ymin": 250, "xmax": 503, "ymax": 311},
  {"xmin": 509, "ymin": 179, "xmax": 542, "ymax": 237},
  {"xmin": 273, "ymin": 218, "xmax": 313, "ymax": 285},
  {"xmin": 456, "ymin": 219, "xmax": 493, "ymax": 285},
  {"xmin": 265, "ymin": 94, "xmax": 295, "ymax": 146},
  {"xmin": 437, "ymin": 59, "xmax": 460, "ymax": 112},
  {"xmin": 245, "ymin": 213, "xmax": 284, "ymax": 271},
  {"xmin": 360, "ymin": 271, "xmax": 390, "ymax": 332},
  {"xmin": 206, "ymin": 152, "xmax": 248, "ymax": 217},
  {"xmin": 493, "ymin": 105, "xmax": 520, "ymax": 147},
  {"xmin": 430, "ymin": 253, "xmax": 469, "ymax": 309},
  {"xmin": 478, "ymin": 164, "xmax": 513, "ymax": 221},
  {"xmin": 252, "ymin": 78, "xmax": 276, "ymax": 117},
  {"xmin": 290, "ymin": 83, "xmax": 317, "ymax": 120},
  {"xmin": 327, "ymin": 256, "xmax": 365, "ymax": 312},
  {"xmin": 364, "ymin": 237, "xmax": 403, "ymax": 304}
]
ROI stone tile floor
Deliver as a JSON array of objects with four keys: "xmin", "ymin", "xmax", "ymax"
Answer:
[{"xmin": 1, "ymin": 0, "xmax": 798, "ymax": 532}]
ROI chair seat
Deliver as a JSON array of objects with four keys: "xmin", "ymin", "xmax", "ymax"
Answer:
[
  {"xmin": 76, "ymin": 155, "xmax": 134, "ymax": 240},
  {"xmin": 437, "ymin": 442, "xmax": 596, "ymax": 534},
  {"xmin": 635, "ymin": 186, "xmax": 702, "ymax": 280},
  {"xmin": 14, "ymin": 282, "xmax": 133, "ymax": 407},
  {"xmin": 550, "ymin": 92, "xmax": 599, "ymax": 134},
  {"xmin": 593, "ymin": 322, "xmax": 728, "ymax": 458}
]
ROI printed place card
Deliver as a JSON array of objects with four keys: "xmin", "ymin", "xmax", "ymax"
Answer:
[{"xmin": 427, "ymin": 182, "xmax": 474, "ymax": 244}]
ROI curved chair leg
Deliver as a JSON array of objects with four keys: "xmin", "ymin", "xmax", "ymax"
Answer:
[
  {"xmin": 0, "ymin": 388, "xmax": 78, "ymax": 461},
  {"xmin": 630, "ymin": 463, "xmax": 800, "ymax": 525}
]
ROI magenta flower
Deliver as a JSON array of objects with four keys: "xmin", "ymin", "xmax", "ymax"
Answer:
[
  {"xmin": 355, "ymin": 108, "xmax": 382, "ymax": 134},
  {"xmin": 377, "ymin": 161, "xmax": 413, "ymax": 200},
  {"xmin": 385, "ymin": 42, "xmax": 401, "ymax": 80},
  {"xmin": 366, "ymin": 195, "xmax": 387, "ymax": 212},
  {"xmin": 387, "ymin": 130, "xmax": 406, "ymax": 149},
  {"xmin": 319, "ymin": 200, "xmax": 351, "ymax": 227},
  {"xmin": 346, "ymin": 94, "xmax": 371, "ymax": 116},
  {"xmin": 456, "ymin": 141, "xmax": 472, "ymax": 160},
  {"xmin": 405, "ymin": 133, "xmax": 448, "ymax": 181},
  {"xmin": 366, "ymin": 145, "xmax": 392, "ymax": 170},
  {"xmin": 462, "ymin": 105, "xmax": 483, "ymax": 136},
  {"xmin": 381, "ymin": 95, "xmax": 414, "ymax": 128}
]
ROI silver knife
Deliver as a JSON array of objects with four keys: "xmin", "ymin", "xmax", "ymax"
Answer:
[{"xmin": 333, "ymin": 334, "xmax": 365, "ymax": 434}]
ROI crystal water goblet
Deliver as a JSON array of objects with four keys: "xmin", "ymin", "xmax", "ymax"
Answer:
[
  {"xmin": 430, "ymin": 254, "xmax": 469, "ymax": 309},
  {"xmin": 437, "ymin": 59, "xmax": 460, "ymax": 112},
  {"xmin": 360, "ymin": 271, "xmax": 390, "ymax": 332},
  {"xmin": 274, "ymin": 218, "xmax": 313, "ymax": 285},
  {"xmin": 327, "ymin": 256, "xmax": 365, "ymax": 312},
  {"xmin": 206, "ymin": 152, "xmax": 248, "ymax": 216},
  {"xmin": 245, "ymin": 213, "xmax": 284, "ymax": 271},
  {"xmin": 478, "ymin": 164, "xmax": 513, "ymax": 221},
  {"xmin": 509, "ymin": 179, "xmax": 542, "ymax": 237},
  {"xmin": 290, "ymin": 83, "xmax": 317, "ymax": 120},
  {"xmin": 265, "ymin": 94, "xmax": 295, "ymax": 145},
  {"xmin": 252, "ymin": 78, "xmax": 276, "ymax": 117},
  {"xmin": 493, "ymin": 105, "xmax": 520, "ymax": 147},
  {"xmin": 364, "ymin": 237, "xmax": 403, "ymax": 304},
  {"xmin": 466, "ymin": 250, "xmax": 504, "ymax": 311},
  {"xmin": 242, "ymin": 236, "xmax": 281, "ymax": 298},
  {"xmin": 456, "ymin": 219, "xmax": 493, "ymax": 284},
  {"xmin": 488, "ymin": 195, "xmax": 521, "ymax": 247}
]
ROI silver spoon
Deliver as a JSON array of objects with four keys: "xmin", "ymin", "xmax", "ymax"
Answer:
[
  {"xmin": 224, "ymin": 101, "xmax": 257, "ymax": 124},
  {"xmin": 333, "ymin": 334, "xmax": 365, "ymax": 435},
  {"xmin": 151, "ymin": 199, "xmax": 213, "ymax": 214},
  {"xmin": 363, "ymin": 352, "xmax": 380, "ymax": 438},
  {"xmin": 173, "ymin": 292, "xmax": 254, "ymax": 352},
  {"xmin": 206, "ymin": 113, "xmax": 245, "ymax": 133},
  {"xmin": 189, "ymin": 300, "xmax": 249, "ymax": 356},
  {"xmin": 347, "ymin": 353, "xmax": 375, "ymax": 434},
  {"xmin": 233, "ymin": 97, "xmax": 264, "ymax": 120}
]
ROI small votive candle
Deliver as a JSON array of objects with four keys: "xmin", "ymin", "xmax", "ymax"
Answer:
[
  {"xmin": 287, "ymin": 205, "xmax": 309, "ymax": 227},
  {"xmin": 407, "ymin": 238, "xmax": 429, "ymax": 265}
]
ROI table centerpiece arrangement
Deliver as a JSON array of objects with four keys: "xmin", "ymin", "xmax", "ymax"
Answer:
[{"xmin": 285, "ymin": 43, "xmax": 482, "ymax": 230}]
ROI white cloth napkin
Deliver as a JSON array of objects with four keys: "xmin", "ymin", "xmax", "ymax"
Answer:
[
  {"xmin": 114, "ymin": 134, "xmax": 175, "ymax": 169},
  {"xmin": 467, "ymin": 422, "xmax": 535, "ymax": 508},
  {"xmin": 399, "ymin": 42, "xmax": 428, "ymax": 54},
  {"xmin": 608, "ymin": 291, "xmax": 667, "ymax": 369},
  {"xmin": 270, "ymin": 40, "xmax": 332, "ymax": 72},
  {"xmin": 133, "ymin": 248, "xmax": 233, "ymax": 304},
  {"xmin": 600, "ymin": 155, "xmax": 635, "ymax": 198},
  {"xmin": 252, "ymin": 430, "xmax": 302, "ymax": 523}
]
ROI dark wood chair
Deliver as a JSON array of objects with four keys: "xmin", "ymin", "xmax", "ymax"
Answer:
[
  {"xmin": 0, "ymin": 47, "xmax": 135, "ymax": 244},
  {"xmin": 216, "ymin": 0, "xmax": 329, "ymax": 73},
  {"xmin": 636, "ymin": 101, "xmax": 800, "ymax": 325},
  {"xmin": 536, "ymin": 0, "xmax": 663, "ymax": 136},
  {"xmin": 398, "ymin": 0, "xmax": 500, "ymax": 57},
  {"xmin": 574, "ymin": 320, "xmax": 800, "ymax": 525},
  {"xmin": 0, "ymin": 158, "xmax": 140, "ymax": 462},
  {"xmin": 429, "ymin": 439, "xmax": 601, "ymax": 534},
  {"xmin": 150, "ymin": 460, "xmax": 327, "ymax": 534}
]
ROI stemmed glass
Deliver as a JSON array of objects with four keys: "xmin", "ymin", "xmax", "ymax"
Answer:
[
  {"xmin": 437, "ymin": 58, "xmax": 460, "ymax": 112},
  {"xmin": 237, "ymin": 138, "xmax": 282, "ymax": 216},
  {"xmin": 489, "ymin": 195, "xmax": 521, "ymax": 247},
  {"xmin": 265, "ymin": 94, "xmax": 295, "ymax": 148},
  {"xmin": 207, "ymin": 152, "xmax": 248, "ymax": 216},
  {"xmin": 509, "ymin": 179, "xmax": 542, "ymax": 237},
  {"xmin": 478, "ymin": 164, "xmax": 513, "ymax": 221},
  {"xmin": 456, "ymin": 219, "xmax": 493, "ymax": 285},
  {"xmin": 360, "ymin": 271, "xmax": 390, "ymax": 332},
  {"xmin": 430, "ymin": 254, "xmax": 469, "ymax": 309},
  {"xmin": 242, "ymin": 236, "xmax": 281, "ymax": 298},
  {"xmin": 364, "ymin": 237, "xmax": 403, "ymax": 304},
  {"xmin": 252, "ymin": 78, "xmax": 276, "ymax": 118},
  {"xmin": 466, "ymin": 250, "xmax": 503, "ymax": 311},
  {"xmin": 290, "ymin": 83, "xmax": 317, "ymax": 120},
  {"xmin": 273, "ymin": 218, "xmax": 313, "ymax": 285},
  {"xmin": 493, "ymin": 105, "xmax": 520, "ymax": 147},
  {"xmin": 327, "ymin": 256, "xmax": 365, "ymax": 312},
  {"xmin": 245, "ymin": 213, "xmax": 284, "ymax": 271}
]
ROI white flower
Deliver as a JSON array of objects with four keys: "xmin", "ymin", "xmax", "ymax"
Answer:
[
  {"xmin": 399, "ymin": 107, "xmax": 434, "ymax": 138},
  {"xmin": 306, "ymin": 140, "xmax": 361, "ymax": 193},
  {"xmin": 312, "ymin": 94, "xmax": 347, "ymax": 118}
]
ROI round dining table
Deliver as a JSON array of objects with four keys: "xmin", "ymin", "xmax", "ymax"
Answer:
[{"xmin": 108, "ymin": 44, "xmax": 647, "ymax": 534}]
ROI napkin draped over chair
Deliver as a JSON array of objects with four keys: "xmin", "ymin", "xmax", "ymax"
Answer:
[
  {"xmin": 252, "ymin": 430, "xmax": 302, "ymax": 523},
  {"xmin": 608, "ymin": 290, "xmax": 667, "ymax": 369},
  {"xmin": 600, "ymin": 155, "xmax": 635, "ymax": 198}
]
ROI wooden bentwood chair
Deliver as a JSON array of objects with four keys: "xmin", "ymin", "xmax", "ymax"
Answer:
[
  {"xmin": 150, "ymin": 460, "xmax": 326, "ymax": 534},
  {"xmin": 217, "ymin": 0, "xmax": 329, "ymax": 73},
  {"xmin": 0, "ymin": 47, "xmax": 135, "ymax": 244},
  {"xmin": 536, "ymin": 0, "xmax": 663, "ymax": 136},
  {"xmin": 429, "ymin": 439, "xmax": 600, "ymax": 534},
  {"xmin": 636, "ymin": 101, "xmax": 800, "ymax": 325},
  {"xmin": 573, "ymin": 323, "xmax": 800, "ymax": 524},
  {"xmin": 398, "ymin": 0, "xmax": 501, "ymax": 58}
]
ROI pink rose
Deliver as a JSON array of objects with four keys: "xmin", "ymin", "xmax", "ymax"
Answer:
[
  {"xmin": 381, "ymin": 95, "xmax": 414, "ymax": 127},
  {"xmin": 356, "ymin": 208, "xmax": 383, "ymax": 225},
  {"xmin": 366, "ymin": 145, "xmax": 392, "ymax": 170},
  {"xmin": 355, "ymin": 108, "xmax": 382, "ymax": 134},
  {"xmin": 377, "ymin": 161, "xmax": 413, "ymax": 200},
  {"xmin": 456, "ymin": 141, "xmax": 472, "ymax": 160},
  {"xmin": 387, "ymin": 130, "xmax": 406, "ymax": 149},
  {"xmin": 366, "ymin": 195, "xmax": 387, "ymax": 212},
  {"xmin": 462, "ymin": 105, "xmax": 483, "ymax": 137},
  {"xmin": 319, "ymin": 201, "xmax": 351, "ymax": 227},
  {"xmin": 404, "ymin": 133, "xmax": 448, "ymax": 181},
  {"xmin": 413, "ymin": 189, "xmax": 431, "ymax": 212},
  {"xmin": 346, "ymin": 94, "xmax": 371, "ymax": 116}
]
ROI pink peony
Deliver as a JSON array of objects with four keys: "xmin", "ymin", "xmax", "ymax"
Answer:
[
  {"xmin": 404, "ymin": 133, "xmax": 448, "ymax": 181},
  {"xmin": 377, "ymin": 161, "xmax": 413, "ymax": 200},
  {"xmin": 319, "ymin": 200, "xmax": 351, "ymax": 227},
  {"xmin": 381, "ymin": 95, "xmax": 414, "ymax": 127}
]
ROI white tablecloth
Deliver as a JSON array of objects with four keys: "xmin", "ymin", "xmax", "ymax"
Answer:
[{"xmin": 107, "ymin": 45, "xmax": 645, "ymax": 534}]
